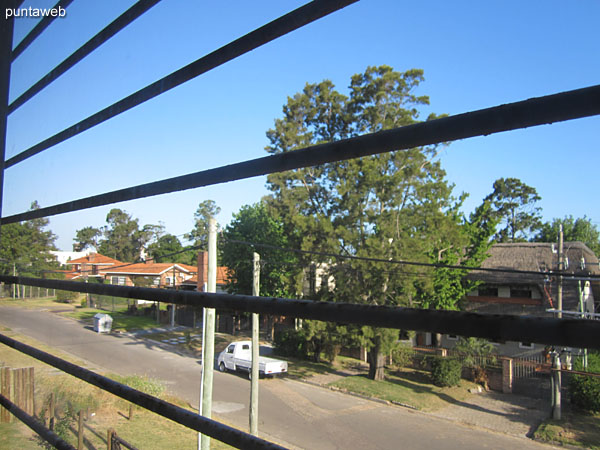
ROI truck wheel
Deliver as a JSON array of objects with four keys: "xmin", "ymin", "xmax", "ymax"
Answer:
[{"xmin": 219, "ymin": 362, "xmax": 226, "ymax": 373}]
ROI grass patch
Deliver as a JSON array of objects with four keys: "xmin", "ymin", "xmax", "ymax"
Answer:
[
  {"xmin": 329, "ymin": 368, "xmax": 477, "ymax": 412},
  {"xmin": 0, "ymin": 330, "xmax": 240, "ymax": 450},
  {"xmin": 534, "ymin": 410, "xmax": 600, "ymax": 449},
  {"xmin": 61, "ymin": 307, "xmax": 159, "ymax": 332},
  {"xmin": 0, "ymin": 296, "xmax": 78, "ymax": 310}
]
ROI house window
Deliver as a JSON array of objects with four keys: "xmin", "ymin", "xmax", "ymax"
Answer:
[
  {"xmin": 478, "ymin": 286, "xmax": 498, "ymax": 297},
  {"xmin": 111, "ymin": 276, "xmax": 126, "ymax": 285},
  {"xmin": 447, "ymin": 335, "xmax": 458, "ymax": 341},
  {"xmin": 519, "ymin": 342, "xmax": 535, "ymax": 349},
  {"xmin": 153, "ymin": 278, "xmax": 160, "ymax": 286},
  {"xmin": 510, "ymin": 288, "xmax": 531, "ymax": 298},
  {"xmin": 165, "ymin": 277, "xmax": 171, "ymax": 286}
]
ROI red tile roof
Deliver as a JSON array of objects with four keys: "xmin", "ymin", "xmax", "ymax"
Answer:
[
  {"xmin": 66, "ymin": 253, "xmax": 123, "ymax": 266},
  {"xmin": 101, "ymin": 263, "xmax": 196, "ymax": 276}
]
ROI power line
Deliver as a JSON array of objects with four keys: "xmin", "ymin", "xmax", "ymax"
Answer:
[{"xmin": 221, "ymin": 238, "xmax": 600, "ymax": 280}]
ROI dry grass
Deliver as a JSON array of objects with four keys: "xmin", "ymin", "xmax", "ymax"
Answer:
[{"xmin": 0, "ymin": 330, "xmax": 239, "ymax": 450}]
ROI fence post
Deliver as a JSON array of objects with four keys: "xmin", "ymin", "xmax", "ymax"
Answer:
[
  {"xmin": 129, "ymin": 403, "xmax": 133, "ymax": 420},
  {"xmin": 49, "ymin": 392, "xmax": 55, "ymax": 430},
  {"xmin": 501, "ymin": 357, "xmax": 513, "ymax": 393},
  {"xmin": 107, "ymin": 428, "xmax": 113, "ymax": 450},
  {"xmin": 78, "ymin": 410, "xmax": 84, "ymax": 450},
  {"xmin": 1, "ymin": 367, "xmax": 11, "ymax": 423}
]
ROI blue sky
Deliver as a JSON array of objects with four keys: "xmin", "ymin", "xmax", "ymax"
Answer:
[{"xmin": 5, "ymin": 0, "xmax": 600, "ymax": 251}]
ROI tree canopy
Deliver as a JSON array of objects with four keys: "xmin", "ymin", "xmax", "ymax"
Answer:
[
  {"xmin": 484, "ymin": 177, "xmax": 542, "ymax": 242},
  {"xmin": 534, "ymin": 216, "xmax": 600, "ymax": 255},
  {"xmin": 220, "ymin": 203, "xmax": 299, "ymax": 297},
  {"xmin": 264, "ymin": 65, "xmax": 491, "ymax": 379},
  {"xmin": 185, "ymin": 200, "xmax": 220, "ymax": 252},
  {"xmin": 0, "ymin": 201, "xmax": 58, "ymax": 276},
  {"xmin": 74, "ymin": 209, "xmax": 156, "ymax": 262}
]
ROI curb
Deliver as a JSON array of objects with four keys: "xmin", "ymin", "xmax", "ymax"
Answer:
[{"xmin": 288, "ymin": 375, "xmax": 419, "ymax": 410}]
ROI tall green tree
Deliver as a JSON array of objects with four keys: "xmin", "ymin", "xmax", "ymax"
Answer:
[
  {"xmin": 265, "ymin": 66, "xmax": 466, "ymax": 380},
  {"xmin": 147, "ymin": 234, "xmax": 192, "ymax": 264},
  {"xmin": 484, "ymin": 177, "xmax": 542, "ymax": 242},
  {"xmin": 220, "ymin": 203, "xmax": 299, "ymax": 297},
  {"xmin": 73, "ymin": 226, "xmax": 101, "ymax": 252},
  {"xmin": 534, "ymin": 216, "xmax": 600, "ymax": 255},
  {"xmin": 186, "ymin": 200, "xmax": 220, "ymax": 252},
  {"xmin": 0, "ymin": 201, "xmax": 58, "ymax": 276}
]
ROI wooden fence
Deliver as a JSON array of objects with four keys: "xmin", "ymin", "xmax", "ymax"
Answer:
[{"xmin": 0, "ymin": 366, "xmax": 34, "ymax": 423}]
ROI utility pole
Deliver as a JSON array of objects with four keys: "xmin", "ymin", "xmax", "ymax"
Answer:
[
  {"xmin": 200, "ymin": 218, "xmax": 217, "ymax": 450},
  {"xmin": 552, "ymin": 352, "xmax": 561, "ymax": 420},
  {"xmin": 171, "ymin": 266, "xmax": 176, "ymax": 327},
  {"xmin": 250, "ymin": 252, "xmax": 260, "ymax": 436},
  {"xmin": 557, "ymin": 224, "xmax": 564, "ymax": 319}
]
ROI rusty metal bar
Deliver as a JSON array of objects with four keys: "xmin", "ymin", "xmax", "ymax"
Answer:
[
  {"xmin": 4, "ymin": 83, "xmax": 600, "ymax": 224},
  {"xmin": 4, "ymin": 0, "xmax": 358, "ymax": 168},
  {"xmin": 0, "ymin": 393, "xmax": 77, "ymax": 450},
  {"xmin": 2, "ymin": 275, "xmax": 599, "ymax": 350},
  {"xmin": 11, "ymin": 0, "xmax": 74, "ymax": 61},
  {"xmin": 8, "ymin": 0, "xmax": 163, "ymax": 114},
  {"xmin": 0, "ymin": 333, "xmax": 288, "ymax": 450}
]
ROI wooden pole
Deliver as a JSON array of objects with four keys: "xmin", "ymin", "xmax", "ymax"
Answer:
[
  {"xmin": 78, "ymin": 410, "xmax": 84, "ymax": 450},
  {"xmin": 250, "ymin": 252, "xmax": 260, "ymax": 436},
  {"xmin": 49, "ymin": 392, "xmax": 55, "ymax": 431}
]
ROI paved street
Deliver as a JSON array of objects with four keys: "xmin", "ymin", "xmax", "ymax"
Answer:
[{"xmin": 0, "ymin": 306, "xmax": 556, "ymax": 449}]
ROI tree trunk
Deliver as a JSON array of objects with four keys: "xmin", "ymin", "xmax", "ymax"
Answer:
[{"xmin": 367, "ymin": 348, "xmax": 386, "ymax": 381}]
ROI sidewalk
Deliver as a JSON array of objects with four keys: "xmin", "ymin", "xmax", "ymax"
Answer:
[{"xmin": 305, "ymin": 371, "xmax": 550, "ymax": 440}]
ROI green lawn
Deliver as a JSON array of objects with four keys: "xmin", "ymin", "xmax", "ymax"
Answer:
[
  {"xmin": 534, "ymin": 410, "xmax": 600, "ymax": 449},
  {"xmin": 60, "ymin": 307, "xmax": 160, "ymax": 332},
  {"xmin": 329, "ymin": 368, "xmax": 478, "ymax": 412}
]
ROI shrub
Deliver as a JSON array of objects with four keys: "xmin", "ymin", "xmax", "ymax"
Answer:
[
  {"xmin": 274, "ymin": 328, "xmax": 307, "ymax": 358},
  {"xmin": 570, "ymin": 352, "xmax": 600, "ymax": 412},
  {"xmin": 391, "ymin": 344, "xmax": 415, "ymax": 368},
  {"xmin": 56, "ymin": 290, "xmax": 79, "ymax": 303},
  {"xmin": 430, "ymin": 357, "xmax": 462, "ymax": 387}
]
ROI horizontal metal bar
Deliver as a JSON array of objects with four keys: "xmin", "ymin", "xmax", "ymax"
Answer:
[
  {"xmin": 0, "ymin": 333, "xmax": 287, "ymax": 450},
  {"xmin": 4, "ymin": 84, "xmax": 600, "ymax": 224},
  {"xmin": 8, "ymin": 0, "xmax": 163, "ymax": 114},
  {"xmin": 4, "ymin": 0, "xmax": 358, "ymax": 168},
  {"xmin": 3, "ymin": 275, "xmax": 600, "ymax": 350},
  {"xmin": 0, "ymin": 393, "xmax": 76, "ymax": 450},
  {"xmin": 11, "ymin": 0, "xmax": 74, "ymax": 61}
]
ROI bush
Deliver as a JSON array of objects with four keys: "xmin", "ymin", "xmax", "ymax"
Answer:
[
  {"xmin": 274, "ymin": 328, "xmax": 307, "ymax": 358},
  {"xmin": 391, "ymin": 344, "xmax": 415, "ymax": 368},
  {"xmin": 56, "ymin": 290, "xmax": 79, "ymax": 303},
  {"xmin": 570, "ymin": 352, "xmax": 600, "ymax": 412},
  {"xmin": 430, "ymin": 357, "xmax": 462, "ymax": 387}
]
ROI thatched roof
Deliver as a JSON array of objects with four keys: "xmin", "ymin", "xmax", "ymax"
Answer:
[
  {"xmin": 466, "ymin": 242, "xmax": 599, "ymax": 314},
  {"xmin": 467, "ymin": 242, "xmax": 599, "ymax": 284}
]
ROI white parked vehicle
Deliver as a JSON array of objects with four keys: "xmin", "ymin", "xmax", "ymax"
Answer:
[{"xmin": 217, "ymin": 341, "xmax": 288, "ymax": 378}]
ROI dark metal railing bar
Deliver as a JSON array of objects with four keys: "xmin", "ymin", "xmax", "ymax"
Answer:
[
  {"xmin": 11, "ymin": 0, "xmax": 74, "ymax": 61},
  {"xmin": 0, "ymin": 394, "xmax": 77, "ymax": 450},
  {"xmin": 3, "ymin": 84, "xmax": 600, "ymax": 224},
  {"xmin": 0, "ymin": 14, "xmax": 14, "ymax": 245},
  {"xmin": 8, "ymin": 0, "xmax": 163, "ymax": 114},
  {"xmin": 3, "ymin": 275, "xmax": 599, "ymax": 350},
  {"xmin": 0, "ymin": 334, "xmax": 288, "ymax": 450},
  {"xmin": 4, "ymin": 0, "xmax": 358, "ymax": 168}
]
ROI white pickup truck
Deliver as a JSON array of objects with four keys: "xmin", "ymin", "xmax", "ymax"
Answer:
[{"xmin": 217, "ymin": 341, "xmax": 288, "ymax": 378}]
